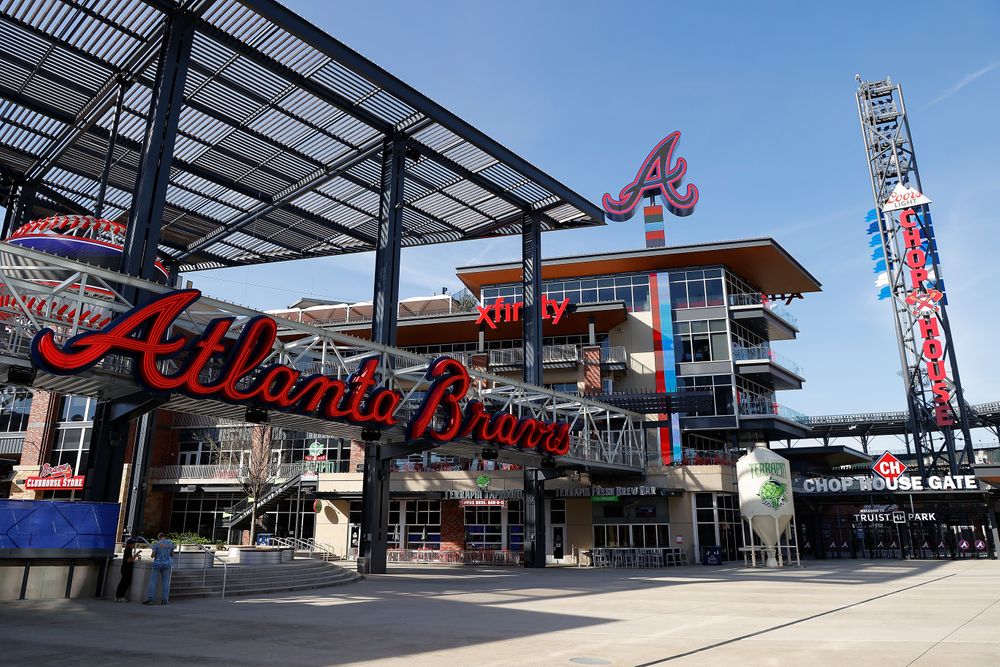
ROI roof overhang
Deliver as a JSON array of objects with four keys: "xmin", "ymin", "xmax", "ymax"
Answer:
[{"xmin": 456, "ymin": 238, "xmax": 822, "ymax": 295}]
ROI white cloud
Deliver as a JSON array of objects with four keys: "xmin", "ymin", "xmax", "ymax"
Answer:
[{"xmin": 926, "ymin": 62, "xmax": 1000, "ymax": 107}]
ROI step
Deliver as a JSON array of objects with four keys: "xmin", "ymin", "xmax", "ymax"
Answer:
[
  {"xmin": 170, "ymin": 573, "xmax": 361, "ymax": 599},
  {"xmin": 173, "ymin": 564, "xmax": 343, "ymax": 583},
  {"xmin": 172, "ymin": 572, "xmax": 356, "ymax": 591}
]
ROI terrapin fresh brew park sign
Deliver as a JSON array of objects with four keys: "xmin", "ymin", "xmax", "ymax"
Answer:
[{"xmin": 30, "ymin": 290, "xmax": 572, "ymax": 457}]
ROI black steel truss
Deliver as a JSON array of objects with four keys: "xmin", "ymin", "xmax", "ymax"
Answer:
[{"xmin": 0, "ymin": 0, "xmax": 604, "ymax": 271}]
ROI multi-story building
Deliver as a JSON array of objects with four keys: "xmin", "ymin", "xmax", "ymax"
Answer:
[{"xmin": 0, "ymin": 237, "xmax": 821, "ymax": 564}]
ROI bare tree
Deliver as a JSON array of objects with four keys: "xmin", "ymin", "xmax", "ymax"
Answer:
[{"xmin": 195, "ymin": 421, "xmax": 284, "ymax": 545}]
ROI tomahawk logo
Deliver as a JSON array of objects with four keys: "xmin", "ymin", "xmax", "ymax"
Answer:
[
  {"xmin": 883, "ymin": 183, "xmax": 931, "ymax": 212},
  {"xmin": 872, "ymin": 451, "xmax": 907, "ymax": 483},
  {"xmin": 904, "ymin": 288, "xmax": 943, "ymax": 317}
]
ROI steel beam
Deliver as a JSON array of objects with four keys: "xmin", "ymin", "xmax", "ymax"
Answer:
[
  {"xmin": 94, "ymin": 82, "xmax": 126, "ymax": 220},
  {"xmin": 123, "ymin": 410, "xmax": 157, "ymax": 536},
  {"xmin": 235, "ymin": 0, "xmax": 605, "ymax": 223},
  {"xmin": 120, "ymin": 11, "xmax": 195, "ymax": 281}
]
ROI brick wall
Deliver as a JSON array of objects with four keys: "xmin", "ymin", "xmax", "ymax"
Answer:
[
  {"xmin": 10, "ymin": 389, "xmax": 60, "ymax": 500},
  {"xmin": 349, "ymin": 441, "xmax": 365, "ymax": 472},
  {"xmin": 440, "ymin": 500, "xmax": 465, "ymax": 550},
  {"xmin": 582, "ymin": 346, "xmax": 602, "ymax": 395}
]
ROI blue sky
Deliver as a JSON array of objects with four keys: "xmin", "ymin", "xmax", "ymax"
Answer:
[{"xmin": 15, "ymin": 1, "xmax": 1000, "ymax": 419}]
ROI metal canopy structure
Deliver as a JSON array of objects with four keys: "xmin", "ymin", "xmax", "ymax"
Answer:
[{"xmin": 0, "ymin": 0, "xmax": 604, "ymax": 272}]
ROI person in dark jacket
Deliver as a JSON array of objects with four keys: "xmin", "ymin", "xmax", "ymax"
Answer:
[{"xmin": 115, "ymin": 538, "xmax": 140, "ymax": 602}]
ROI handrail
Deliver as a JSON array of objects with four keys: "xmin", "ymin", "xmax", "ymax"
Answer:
[
  {"xmin": 177, "ymin": 541, "xmax": 229, "ymax": 600},
  {"xmin": 269, "ymin": 536, "xmax": 338, "ymax": 561}
]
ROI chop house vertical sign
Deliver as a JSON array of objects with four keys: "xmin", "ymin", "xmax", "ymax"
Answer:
[{"xmin": 30, "ymin": 290, "xmax": 571, "ymax": 457}]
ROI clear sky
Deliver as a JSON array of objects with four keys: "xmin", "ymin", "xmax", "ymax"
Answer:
[{"xmin": 17, "ymin": 1, "xmax": 1000, "ymax": 419}]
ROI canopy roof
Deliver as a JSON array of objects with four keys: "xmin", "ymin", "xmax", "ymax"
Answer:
[{"xmin": 0, "ymin": 0, "xmax": 604, "ymax": 272}]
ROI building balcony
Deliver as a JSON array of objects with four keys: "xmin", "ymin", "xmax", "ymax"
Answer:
[
  {"xmin": 732, "ymin": 345, "xmax": 804, "ymax": 390},
  {"xmin": 600, "ymin": 345, "xmax": 628, "ymax": 370},
  {"xmin": 489, "ymin": 344, "xmax": 581, "ymax": 370},
  {"xmin": 738, "ymin": 397, "xmax": 810, "ymax": 438},
  {"xmin": 728, "ymin": 293, "xmax": 798, "ymax": 341},
  {"xmin": 148, "ymin": 462, "xmax": 338, "ymax": 485}
]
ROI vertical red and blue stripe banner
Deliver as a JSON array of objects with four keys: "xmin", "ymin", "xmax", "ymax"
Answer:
[
  {"xmin": 643, "ymin": 204, "xmax": 665, "ymax": 248},
  {"xmin": 648, "ymin": 272, "xmax": 681, "ymax": 465}
]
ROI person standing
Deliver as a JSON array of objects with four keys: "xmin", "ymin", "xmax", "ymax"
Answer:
[
  {"xmin": 143, "ymin": 533, "xmax": 175, "ymax": 605},
  {"xmin": 114, "ymin": 538, "xmax": 139, "ymax": 602}
]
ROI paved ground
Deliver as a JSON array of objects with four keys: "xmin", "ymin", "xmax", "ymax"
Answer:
[{"xmin": 2, "ymin": 559, "xmax": 998, "ymax": 666}]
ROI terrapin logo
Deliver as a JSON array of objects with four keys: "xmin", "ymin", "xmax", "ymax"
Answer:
[
  {"xmin": 758, "ymin": 479, "xmax": 788, "ymax": 510},
  {"xmin": 476, "ymin": 474, "xmax": 491, "ymax": 491}
]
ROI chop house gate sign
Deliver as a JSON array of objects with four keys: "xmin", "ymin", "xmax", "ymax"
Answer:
[{"xmin": 30, "ymin": 289, "xmax": 572, "ymax": 457}]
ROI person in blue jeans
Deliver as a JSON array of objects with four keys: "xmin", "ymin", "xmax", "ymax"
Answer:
[{"xmin": 143, "ymin": 533, "xmax": 175, "ymax": 605}]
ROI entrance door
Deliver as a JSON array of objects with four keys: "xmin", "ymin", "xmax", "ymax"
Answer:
[{"xmin": 550, "ymin": 525, "xmax": 566, "ymax": 563}]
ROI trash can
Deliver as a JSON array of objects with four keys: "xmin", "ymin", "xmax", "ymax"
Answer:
[
  {"xmin": 701, "ymin": 545, "xmax": 723, "ymax": 565},
  {"xmin": 255, "ymin": 532, "xmax": 273, "ymax": 546}
]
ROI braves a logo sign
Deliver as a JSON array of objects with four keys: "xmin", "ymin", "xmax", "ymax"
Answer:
[{"xmin": 602, "ymin": 132, "xmax": 699, "ymax": 222}]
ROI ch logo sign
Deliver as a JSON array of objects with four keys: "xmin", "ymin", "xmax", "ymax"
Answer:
[{"xmin": 872, "ymin": 451, "xmax": 908, "ymax": 483}]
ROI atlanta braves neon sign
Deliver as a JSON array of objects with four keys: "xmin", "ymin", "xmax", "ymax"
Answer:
[
  {"xmin": 29, "ymin": 289, "xmax": 571, "ymax": 456},
  {"xmin": 602, "ymin": 132, "xmax": 699, "ymax": 222}
]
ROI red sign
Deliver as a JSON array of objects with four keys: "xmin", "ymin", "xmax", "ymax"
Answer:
[
  {"xmin": 304, "ymin": 455, "xmax": 327, "ymax": 461},
  {"xmin": 899, "ymin": 208, "xmax": 954, "ymax": 426},
  {"xmin": 459, "ymin": 499, "xmax": 506, "ymax": 507},
  {"xmin": 476, "ymin": 296, "xmax": 570, "ymax": 329},
  {"xmin": 602, "ymin": 132, "xmax": 698, "ymax": 222},
  {"xmin": 31, "ymin": 290, "xmax": 571, "ymax": 457},
  {"xmin": 24, "ymin": 463, "xmax": 85, "ymax": 490},
  {"xmin": 872, "ymin": 451, "xmax": 907, "ymax": 483}
]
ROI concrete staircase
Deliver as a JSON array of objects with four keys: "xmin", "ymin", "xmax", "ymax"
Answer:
[{"xmin": 169, "ymin": 559, "xmax": 360, "ymax": 599}]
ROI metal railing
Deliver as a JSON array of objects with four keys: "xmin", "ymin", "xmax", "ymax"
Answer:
[
  {"xmin": 728, "ymin": 293, "xmax": 798, "ymax": 327},
  {"xmin": 489, "ymin": 344, "xmax": 581, "ymax": 367},
  {"xmin": 177, "ymin": 541, "xmax": 229, "ymax": 600},
  {"xmin": 739, "ymin": 398, "xmax": 810, "ymax": 425},
  {"xmin": 385, "ymin": 548, "xmax": 524, "ymax": 565},
  {"xmin": 268, "ymin": 537, "xmax": 338, "ymax": 561},
  {"xmin": 601, "ymin": 346, "xmax": 628, "ymax": 365},
  {"xmin": 732, "ymin": 345, "xmax": 802, "ymax": 376},
  {"xmin": 149, "ymin": 461, "xmax": 339, "ymax": 481}
]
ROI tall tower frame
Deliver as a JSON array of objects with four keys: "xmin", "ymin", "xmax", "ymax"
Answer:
[{"xmin": 855, "ymin": 76, "xmax": 974, "ymax": 476}]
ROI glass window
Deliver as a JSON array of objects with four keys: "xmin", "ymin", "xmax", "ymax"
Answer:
[{"xmin": 0, "ymin": 388, "xmax": 31, "ymax": 433}]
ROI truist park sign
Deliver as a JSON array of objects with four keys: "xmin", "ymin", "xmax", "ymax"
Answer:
[{"xmin": 30, "ymin": 290, "xmax": 572, "ymax": 457}]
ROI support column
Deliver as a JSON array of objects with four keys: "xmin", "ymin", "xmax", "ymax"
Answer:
[
  {"xmin": 122, "ymin": 411, "xmax": 156, "ymax": 536},
  {"xmin": 94, "ymin": 81, "xmax": 126, "ymax": 220},
  {"xmin": 521, "ymin": 210, "xmax": 543, "ymax": 386},
  {"xmin": 521, "ymin": 210, "xmax": 546, "ymax": 568},
  {"xmin": 88, "ymin": 11, "xmax": 193, "ymax": 507},
  {"xmin": 523, "ymin": 468, "xmax": 547, "ymax": 568},
  {"xmin": 359, "ymin": 136, "xmax": 406, "ymax": 575},
  {"xmin": 119, "ymin": 11, "xmax": 194, "ymax": 281},
  {"xmin": 8, "ymin": 182, "xmax": 36, "ymax": 236}
]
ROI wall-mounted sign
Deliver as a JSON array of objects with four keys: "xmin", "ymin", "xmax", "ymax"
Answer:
[
  {"xmin": 556, "ymin": 485, "xmax": 668, "ymax": 498},
  {"xmin": 882, "ymin": 183, "xmax": 932, "ymax": 212},
  {"xmin": 24, "ymin": 462, "xmax": 85, "ymax": 490},
  {"xmin": 444, "ymin": 489, "xmax": 522, "ymax": 500},
  {"xmin": 459, "ymin": 499, "xmax": 506, "ymax": 507},
  {"xmin": 872, "ymin": 451, "xmax": 907, "ymax": 483},
  {"xmin": 30, "ymin": 289, "xmax": 572, "ymax": 458},
  {"xmin": 800, "ymin": 474, "xmax": 978, "ymax": 494},
  {"xmin": 602, "ymin": 132, "xmax": 699, "ymax": 221},
  {"xmin": 475, "ymin": 296, "xmax": 570, "ymax": 329},
  {"xmin": 897, "ymin": 208, "xmax": 954, "ymax": 426}
]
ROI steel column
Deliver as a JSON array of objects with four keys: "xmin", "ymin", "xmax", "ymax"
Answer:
[
  {"xmin": 522, "ymin": 210, "xmax": 543, "ymax": 386},
  {"xmin": 94, "ymin": 82, "xmax": 126, "ymax": 220},
  {"xmin": 123, "ymin": 411, "xmax": 156, "ymax": 536},
  {"xmin": 523, "ymin": 469, "xmax": 547, "ymax": 568},
  {"xmin": 360, "ymin": 136, "xmax": 406, "ymax": 575},
  {"xmin": 119, "ymin": 11, "xmax": 194, "ymax": 281},
  {"xmin": 371, "ymin": 136, "xmax": 406, "ymax": 348}
]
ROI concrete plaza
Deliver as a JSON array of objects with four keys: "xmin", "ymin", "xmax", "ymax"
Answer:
[{"xmin": 1, "ymin": 559, "xmax": 998, "ymax": 666}]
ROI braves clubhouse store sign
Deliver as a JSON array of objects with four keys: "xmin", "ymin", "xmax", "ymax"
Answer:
[{"xmin": 30, "ymin": 290, "xmax": 571, "ymax": 457}]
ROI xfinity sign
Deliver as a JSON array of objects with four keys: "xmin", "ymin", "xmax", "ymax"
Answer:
[{"xmin": 873, "ymin": 451, "xmax": 907, "ymax": 482}]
